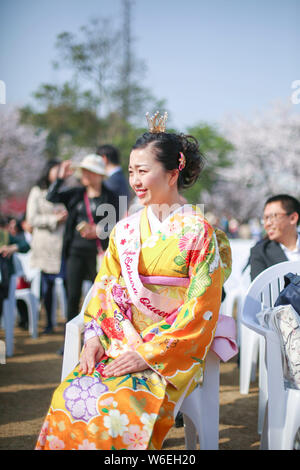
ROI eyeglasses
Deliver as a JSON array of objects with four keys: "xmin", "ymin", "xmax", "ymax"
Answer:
[{"xmin": 261, "ymin": 212, "xmax": 292, "ymax": 224}]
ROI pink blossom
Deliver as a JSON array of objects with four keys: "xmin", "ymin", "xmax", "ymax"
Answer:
[
  {"xmin": 122, "ymin": 425, "xmax": 148, "ymax": 450},
  {"xmin": 78, "ymin": 439, "xmax": 97, "ymax": 450},
  {"xmin": 38, "ymin": 421, "xmax": 49, "ymax": 446},
  {"xmin": 49, "ymin": 436, "xmax": 65, "ymax": 450}
]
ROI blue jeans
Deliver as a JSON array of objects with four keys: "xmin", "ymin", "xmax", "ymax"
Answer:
[{"xmin": 41, "ymin": 259, "xmax": 66, "ymax": 329}]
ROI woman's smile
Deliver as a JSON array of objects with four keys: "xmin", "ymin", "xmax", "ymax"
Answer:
[{"xmin": 134, "ymin": 188, "xmax": 148, "ymax": 198}]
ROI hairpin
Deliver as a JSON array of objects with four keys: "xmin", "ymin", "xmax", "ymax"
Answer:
[
  {"xmin": 146, "ymin": 111, "xmax": 168, "ymax": 133},
  {"xmin": 178, "ymin": 152, "xmax": 186, "ymax": 171}
]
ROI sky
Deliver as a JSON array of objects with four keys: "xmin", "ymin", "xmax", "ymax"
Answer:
[{"xmin": 0, "ymin": 0, "xmax": 299, "ymax": 130}]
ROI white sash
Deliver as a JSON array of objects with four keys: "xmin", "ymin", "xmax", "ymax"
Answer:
[{"xmin": 115, "ymin": 210, "xmax": 184, "ymax": 322}]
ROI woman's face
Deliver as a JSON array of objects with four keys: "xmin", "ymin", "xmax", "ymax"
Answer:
[
  {"xmin": 81, "ymin": 169, "xmax": 103, "ymax": 187},
  {"xmin": 129, "ymin": 144, "xmax": 178, "ymax": 207}
]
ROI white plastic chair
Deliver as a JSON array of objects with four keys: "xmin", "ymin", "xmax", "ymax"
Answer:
[
  {"xmin": 223, "ymin": 239, "xmax": 254, "ymax": 319},
  {"xmin": 0, "ymin": 340, "xmax": 5, "ymax": 364},
  {"xmin": 61, "ymin": 287, "xmax": 221, "ymax": 450},
  {"xmin": 13, "ymin": 254, "xmax": 39, "ymax": 338},
  {"xmin": 51, "ymin": 277, "xmax": 67, "ymax": 327},
  {"xmin": 241, "ymin": 260, "xmax": 300, "ymax": 448}
]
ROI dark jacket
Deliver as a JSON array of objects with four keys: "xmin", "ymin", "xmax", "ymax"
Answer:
[
  {"xmin": 103, "ymin": 169, "xmax": 131, "ymax": 200},
  {"xmin": 46, "ymin": 179, "xmax": 119, "ymax": 258},
  {"xmin": 249, "ymin": 238, "xmax": 287, "ymax": 281}
]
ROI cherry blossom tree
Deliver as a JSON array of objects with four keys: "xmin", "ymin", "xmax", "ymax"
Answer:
[
  {"xmin": 201, "ymin": 103, "xmax": 300, "ymax": 222},
  {"xmin": 0, "ymin": 106, "xmax": 48, "ymax": 200}
]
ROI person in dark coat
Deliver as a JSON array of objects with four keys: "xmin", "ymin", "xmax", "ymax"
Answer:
[
  {"xmin": 96, "ymin": 144, "xmax": 132, "ymax": 217},
  {"xmin": 250, "ymin": 194, "xmax": 300, "ymax": 281},
  {"xmin": 46, "ymin": 155, "xmax": 119, "ymax": 323},
  {"xmin": 0, "ymin": 214, "xmax": 30, "ymax": 321}
]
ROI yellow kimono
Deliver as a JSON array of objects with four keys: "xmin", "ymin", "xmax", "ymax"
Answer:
[{"xmin": 36, "ymin": 205, "xmax": 232, "ymax": 450}]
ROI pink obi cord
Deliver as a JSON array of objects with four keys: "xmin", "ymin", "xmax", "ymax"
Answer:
[{"xmin": 139, "ymin": 275, "xmax": 190, "ymax": 288}]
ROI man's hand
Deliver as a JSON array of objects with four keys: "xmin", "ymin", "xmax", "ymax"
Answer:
[{"xmin": 58, "ymin": 160, "xmax": 74, "ymax": 180}]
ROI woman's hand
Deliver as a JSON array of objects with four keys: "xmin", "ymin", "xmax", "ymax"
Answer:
[
  {"xmin": 0, "ymin": 244, "xmax": 18, "ymax": 258},
  {"xmin": 56, "ymin": 209, "xmax": 68, "ymax": 224},
  {"xmin": 80, "ymin": 223, "xmax": 97, "ymax": 239},
  {"xmin": 103, "ymin": 351, "xmax": 148, "ymax": 377},
  {"xmin": 78, "ymin": 336, "xmax": 104, "ymax": 375}
]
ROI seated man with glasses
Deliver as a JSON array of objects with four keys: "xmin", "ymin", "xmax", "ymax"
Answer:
[{"xmin": 250, "ymin": 194, "xmax": 300, "ymax": 281}]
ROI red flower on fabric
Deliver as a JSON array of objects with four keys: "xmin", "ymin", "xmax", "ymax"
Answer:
[
  {"xmin": 143, "ymin": 332, "xmax": 155, "ymax": 342},
  {"xmin": 120, "ymin": 239, "xmax": 126, "ymax": 245},
  {"xmin": 178, "ymin": 233, "xmax": 198, "ymax": 253},
  {"xmin": 101, "ymin": 317, "xmax": 124, "ymax": 340},
  {"xmin": 178, "ymin": 231, "xmax": 211, "ymax": 266}
]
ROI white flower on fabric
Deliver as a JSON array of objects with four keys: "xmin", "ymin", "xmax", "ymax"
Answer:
[
  {"xmin": 142, "ymin": 234, "xmax": 160, "ymax": 248},
  {"xmin": 91, "ymin": 276, "xmax": 116, "ymax": 298},
  {"xmin": 78, "ymin": 439, "xmax": 97, "ymax": 450},
  {"xmin": 203, "ymin": 310, "xmax": 213, "ymax": 321},
  {"xmin": 106, "ymin": 339, "xmax": 128, "ymax": 358},
  {"xmin": 99, "ymin": 397, "xmax": 114, "ymax": 407},
  {"xmin": 103, "ymin": 409, "xmax": 129, "ymax": 438},
  {"xmin": 99, "ymin": 275, "xmax": 116, "ymax": 289},
  {"xmin": 208, "ymin": 233, "xmax": 220, "ymax": 273},
  {"xmin": 140, "ymin": 412, "xmax": 157, "ymax": 436}
]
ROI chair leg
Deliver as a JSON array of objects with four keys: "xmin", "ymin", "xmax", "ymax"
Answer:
[
  {"xmin": 181, "ymin": 353, "xmax": 220, "ymax": 450},
  {"xmin": 0, "ymin": 340, "xmax": 5, "ymax": 364},
  {"xmin": 260, "ymin": 402, "xmax": 269, "ymax": 449},
  {"xmin": 258, "ymin": 336, "xmax": 267, "ymax": 434},
  {"xmin": 239, "ymin": 325, "xmax": 259, "ymax": 394},
  {"xmin": 28, "ymin": 293, "xmax": 39, "ymax": 338},
  {"xmin": 3, "ymin": 298, "xmax": 16, "ymax": 357},
  {"xmin": 183, "ymin": 414, "xmax": 198, "ymax": 450}
]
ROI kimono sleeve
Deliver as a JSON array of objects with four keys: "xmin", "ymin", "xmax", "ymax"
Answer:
[
  {"xmin": 135, "ymin": 226, "xmax": 232, "ymax": 390},
  {"xmin": 83, "ymin": 226, "xmax": 121, "ymax": 348}
]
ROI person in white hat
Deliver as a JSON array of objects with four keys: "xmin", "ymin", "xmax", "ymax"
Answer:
[
  {"xmin": 77, "ymin": 154, "xmax": 107, "ymax": 177},
  {"xmin": 46, "ymin": 155, "xmax": 119, "ymax": 352}
]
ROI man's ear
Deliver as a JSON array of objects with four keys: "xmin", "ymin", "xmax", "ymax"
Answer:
[
  {"xmin": 101, "ymin": 155, "xmax": 108, "ymax": 165},
  {"xmin": 290, "ymin": 211, "xmax": 299, "ymax": 226}
]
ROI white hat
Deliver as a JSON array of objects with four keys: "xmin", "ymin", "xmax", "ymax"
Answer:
[{"xmin": 77, "ymin": 154, "xmax": 107, "ymax": 176}]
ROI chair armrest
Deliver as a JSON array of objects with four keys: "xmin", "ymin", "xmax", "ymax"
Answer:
[
  {"xmin": 61, "ymin": 314, "xmax": 85, "ymax": 381},
  {"xmin": 68, "ymin": 313, "xmax": 85, "ymax": 332},
  {"xmin": 60, "ymin": 287, "xmax": 94, "ymax": 381}
]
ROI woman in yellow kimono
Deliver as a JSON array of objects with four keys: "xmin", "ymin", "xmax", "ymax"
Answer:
[{"xmin": 36, "ymin": 113, "xmax": 234, "ymax": 450}]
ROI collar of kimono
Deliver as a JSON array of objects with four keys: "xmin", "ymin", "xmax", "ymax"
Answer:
[{"xmin": 115, "ymin": 208, "xmax": 184, "ymax": 322}]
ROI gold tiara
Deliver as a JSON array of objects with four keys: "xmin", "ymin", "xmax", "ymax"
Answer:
[{"xmin": 146, "ymin": 111, "xmax": 168, "ymax": 133}]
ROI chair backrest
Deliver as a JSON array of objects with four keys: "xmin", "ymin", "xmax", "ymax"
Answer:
[
  {"xmin": 14, "ymin": 252, "xmax": 39, "ymax": 282},
  {"xmin": 12, "ymin": 253, "xmax": 25, "ymax": 278},
  {"xmin": 242, "ymin": 260, "xmax": 300, "ymax": 336},
  {"xmin": 79, "ymin": 286, "xmax": 94, "ymax": 318}
]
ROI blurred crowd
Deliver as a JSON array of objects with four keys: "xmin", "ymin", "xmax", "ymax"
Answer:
[
  {"xmin": 1, "ymin": 145, "xmax": 299, "ymax": 355},
  {"xmin": 0, "ymin": 145, "xmax": 132, "ymax": 351}
]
